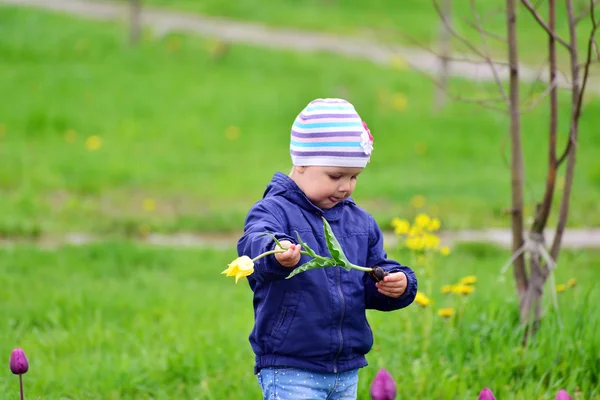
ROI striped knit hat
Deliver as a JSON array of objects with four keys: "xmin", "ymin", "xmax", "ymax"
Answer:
[{"xmin": 290, "ymin": 98, "xmax": 374, "ymax": 168}]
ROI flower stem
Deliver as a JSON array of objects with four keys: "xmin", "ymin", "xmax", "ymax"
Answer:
[
  {"xmin": 19, "ymin": 374, "xmax": 24, "ymax": 400},
  {"xmin": 349, "ymin": 264, "xmax": 372, "ymax": 272},
  {"xmin": 252, "ymin": 249, "xmax": 311, "ymax": 262}
]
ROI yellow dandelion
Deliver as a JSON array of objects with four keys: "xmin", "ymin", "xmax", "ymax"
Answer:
[
  {"xmin": 142, "ymin": 198, "xmax": 156, "ymax": 212},
  {"xmin": 225, "ymin": 125, "xmax": 240, "ymax": 141},
  {"xmin": 556, "ymin": 284, "xmax": 567, "ymax": 293},
  {"xmin": 415, "ymin": 213, "xmax": 431, "ymax": 229},
  {"xmin": 440, "ymin": 246, "xmax": 451, "ymax": 256},
  {"xmin": 414, "ymin": 292, "xmax": 432, "ymax": 307},
  {"xmin": 567, "ymin": 278, "xmax": 576, "ymax": 287},
  {"xmin": 437, "ymin": 308, "xmax": 455, "ymax": 318},
  {"xmin": 405, "ymin": 236, "xmax": 425, "ymax": 251},
  {"xmin": 427, "ymin": 218, "xmax": 441, "ymax": 232},
  {"xmin": 410, "ymin": 195, "xmax": 426, "ymax": 209},
  {"xmin": 460, "ymin": 276, "xmax": 477, "ymax": 285},
  {"xmin": 423, "ymin": 233, "xmax": 440, "ymax": 250},
  {"xmin": 390, "ymin": 54, "xmax": 408, "ymax": 70},
  {"xmin": 64, "ymin": 129, "xmax": 77, "ymax": 143},
  {"xmin": 441, "ymin": 285, "xmax": 453, "ymax": 294},
  {"xmin": 85, "ymin": 135, "xmax": 102, "ymax": 151},
  {"xmin": 408, "ymin": 225, "xmax": 422, "ymax": 238},
  {"xmin": 453, "ymin": 285, "xmax": 475, "ymax": 295},
  {"xmin": 394, "ymin": 222, "xmax": 410, "ymax": 235},
  {"xmin": 392, "ymin": 92, "xmax": 408, "ymax": 111}
]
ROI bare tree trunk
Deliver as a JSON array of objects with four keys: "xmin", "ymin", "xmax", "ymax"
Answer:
[
  {"xmin": 520, "ymin": 0, "xmax": 560, "ymax": 343},
  {"xmin": 434, "ymin": 0, "xmax": 452, "ymax": 112},
  {"xmin": 506, "ymin": 0, "xmax": 528, "ymax": 309},
  {"xmin": 129, "ymin": 0, "xmax": 142, "ymax": 46}
]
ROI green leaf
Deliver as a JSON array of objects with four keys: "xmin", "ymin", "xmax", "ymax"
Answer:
[
  {"xmin": 286, "ymin": 257, "xmax": 336, "ymax": 279},
  {"xmin": 322, "ymin": 217, "xmax": 351, "ymax": 271},
  {"xmin": 258, "ymin": 232, "xmax": 288, "ymax": 250},
  {"xmin": 294, "ymin": 230, "xmax": 318, "ymax": 258}
]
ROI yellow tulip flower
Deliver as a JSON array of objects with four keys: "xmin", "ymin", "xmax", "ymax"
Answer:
[{"xmin": 222, "ymin": 256, "xmax": 255, "ymax": 283}]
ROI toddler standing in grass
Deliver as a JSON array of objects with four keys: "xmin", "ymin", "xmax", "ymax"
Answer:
[{"xmin": 237, "ymin": 98, "xmax": 417, "ymax": 399}]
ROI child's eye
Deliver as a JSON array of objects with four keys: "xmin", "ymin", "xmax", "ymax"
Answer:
[
  {"xmin": 329, "ymin": 175, "xmax": 341, "ymax": 180},
  {"xmin": 351, "ymin": 176, "xmax": 358, "ymax": 180}
]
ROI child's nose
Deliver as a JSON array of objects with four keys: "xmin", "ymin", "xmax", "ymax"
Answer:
[{"xmin": 338, "ymin": 181, "xmax": 351, "ymax": 192}]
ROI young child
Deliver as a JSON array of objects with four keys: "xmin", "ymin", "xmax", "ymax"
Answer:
[{"xmin": 237, "ymin": 98, "xmax": 417, "ymax": 399}]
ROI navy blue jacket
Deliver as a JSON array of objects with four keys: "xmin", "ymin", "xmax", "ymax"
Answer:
[{"xmin": 237, "ymin": 172, "xmax": 417, "ymax": 374}]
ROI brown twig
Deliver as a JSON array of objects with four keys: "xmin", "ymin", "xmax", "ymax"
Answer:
[
  {"xmin": 432, "ymin": 0, "xmax": 493, "ymax": 61},
  {"xmin": 521, "ymin": 0, "xmax": 572, "ymax": 50},
  {"xmin": 397, "ymin": 32, "xmax": 511, "ymax": 66},
  {"xmin": 575, "ymin": 0, "xmax": 600, "ymax": 24},
  {"xmin": 463, "ymin": 19, "xmax": 508, "ymax": 44},
  {"xmin": 469, "ymin": 0, "xmax": 510, "ymax": 108},
  {"xmin": 410, "ymin": 65, "xmax": 509, "ymax": 112},
  {"xmin": 557, "ymin": 0, "xmax": 599, "ymax": 167},
  {"xmin": 531, "ymin": 0, "xmax": 559, "ymax": 235},
  {"xmin": 550, "ymin": 0, "xmax": 597, "ymax": 262},
  {"xmin": 521, "ymin": 78, "xmax": 560, "ymax": 112}
]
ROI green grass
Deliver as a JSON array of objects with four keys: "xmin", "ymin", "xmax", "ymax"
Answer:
[
  {"xmin": 1, "ymin": 7, "xmax": 600, "ymax": 238},
  {"xmin": 110, "ymin": 0, "xmax": 599, "ymax": 66},
  {"xmin": 1, "ymin": 242, "xmax": 599, "ymax": 398}
]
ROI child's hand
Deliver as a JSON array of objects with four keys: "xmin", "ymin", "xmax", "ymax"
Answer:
[
  {"xmin": 375, "ymin": 271, "xmax": 407, "ymax": 298},
  {"xmin": 275, "ymin": 241, "xmax": 302, "ymax": 268}
]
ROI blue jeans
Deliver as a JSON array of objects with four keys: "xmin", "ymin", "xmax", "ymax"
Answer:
[{"xmin": 257, "ymin": 367, "xmax": 359, "ymax": 400}]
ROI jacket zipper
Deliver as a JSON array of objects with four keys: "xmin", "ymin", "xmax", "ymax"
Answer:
[{"xmin": 332, "ymin": 265, "xmax": 345, "ymax": 373}]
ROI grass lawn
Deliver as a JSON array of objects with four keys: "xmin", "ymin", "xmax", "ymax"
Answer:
[
  {"xmin": 1, "ymin": 241, "xmax": 598, "ymax": 398},
  {"xmin": 108, "ymin": 0, "xmax": 599, "ymax": 66},
  {"xmin": 1, "ymin": 7, "xmax": 600, "ymax": 238}
]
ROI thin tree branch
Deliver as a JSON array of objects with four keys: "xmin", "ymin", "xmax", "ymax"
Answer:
[
  {"xmin": 557, "ymin": 0, "xmax": 599, "ymax": 167},
  {"xmin": 531, "ymin": 0, "xmax": 559, "ymax": 236},
  {"xmin": 469, "ymin": 0, "xmax": 511, "ymax": 108},
  {"xmin": 411, "ymin": 66, "xmax": 509, "ymax": 112},
  {"xmin": 507, "ymin": 0, "xmax": 528, "ymax": 300},
  {"xmin": 398, "ymin": 32, "xmax": 511, "ymax": 66},
  {"xmin": 550, "ymin": 0, "xmax": 591, "ymax": 262},
  {"xmin": 575, "ymin": 0, "xmax": 600, "ymax": 24},
  {"xmin": 521, "ymin": 78, "xmax": 560, "ymax": 112},
  {"xmin": 463, "ymin": 19, "xmax": 508, "ymax": 44},
  {"xmin": 432, "ymin": 0, "xmax": 493, "ymax": 60},
  {"xmin": 521, "ymin": 0, "xmax": 573, "ymax": 50}
]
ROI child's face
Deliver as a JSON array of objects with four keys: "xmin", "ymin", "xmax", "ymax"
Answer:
[{"xmin": 292, "ymin": 166, "xmax": 363, "ymax": 209}]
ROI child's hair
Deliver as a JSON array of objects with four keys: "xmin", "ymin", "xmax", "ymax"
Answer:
[{"xmin": 290, "ymin": 98, "xmax": 374, "ymax": 168}]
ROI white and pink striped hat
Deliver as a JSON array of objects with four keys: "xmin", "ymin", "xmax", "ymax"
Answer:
[{"xmin": 290, "ymin": 98, "xmax": 374, "ymax": 168}]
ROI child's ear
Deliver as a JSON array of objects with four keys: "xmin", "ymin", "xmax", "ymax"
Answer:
[{"xmin": 295, "ymin": 166, "xmax": 307, "ymax": 174}]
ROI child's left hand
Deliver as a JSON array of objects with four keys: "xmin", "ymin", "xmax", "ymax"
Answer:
[{"xmin": 375, "ymin": 271, "xmax": 407, "ymax": 298}]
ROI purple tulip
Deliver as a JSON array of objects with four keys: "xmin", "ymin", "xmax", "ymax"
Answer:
[
  {"xmin": 9, "ymin": 348, "xmax": 28, "ymax": 400},
  {"xmin": 10, "ymin": 348, "xmax": 28, "ymax": 375},
  {"xmin": 555, "ymin": 390, "xmax": 573, "ymax": 400},
  {"xmin": 370, "ymin": 368, "xmax": 396, "ymax": 400},
  {"xmin": 478, "ymin": 388, "xmax": 496, "ymax": 400}
]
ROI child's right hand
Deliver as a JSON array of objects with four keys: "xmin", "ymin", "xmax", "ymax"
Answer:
[{"xmin": 275, "ymin": 240, "xmax": 302, "ymax": 268}]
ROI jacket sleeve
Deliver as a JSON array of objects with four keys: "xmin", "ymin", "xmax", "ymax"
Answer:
[
  {"xmin": 364, "ymin": 215, "xmax": 417, "ymax": 311},
  {"xmin": 236, "ymin": 201, "xmax": 296, "ymax": 283}
]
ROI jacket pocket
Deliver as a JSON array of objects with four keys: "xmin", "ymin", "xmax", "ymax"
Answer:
[{"xmin": 268, "ymin": 290, "xmax": 301, "ymax": 354}]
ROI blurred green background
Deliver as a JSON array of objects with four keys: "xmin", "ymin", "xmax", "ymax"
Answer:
[{"xmin": 1, "ymin": 1, "xmax": 599, "ymax": 399}]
